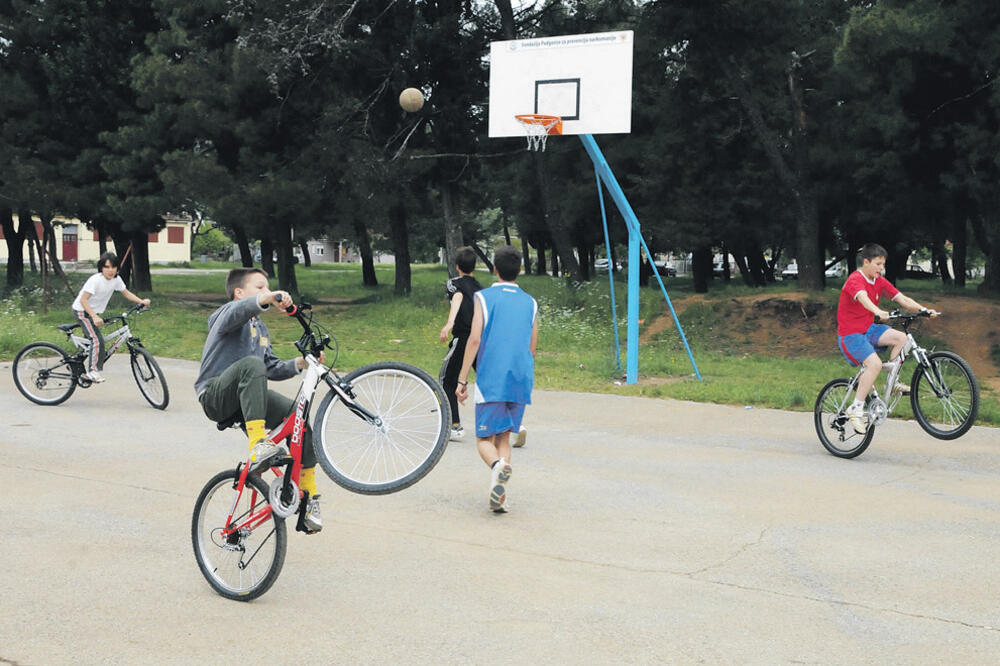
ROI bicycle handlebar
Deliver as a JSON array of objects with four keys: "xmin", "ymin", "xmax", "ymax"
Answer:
[
  {"xmin": 875, "ymin": 309, "xmax": 937, "ymax": 324},
  {"xmin": 273, "ymin": 294, "xmax": 332, "ymax": 359}
]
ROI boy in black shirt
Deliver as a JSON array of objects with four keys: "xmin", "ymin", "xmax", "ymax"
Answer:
[{"xmin": 439, "ymin": 247, "xmax": 483, "ymax": 441}]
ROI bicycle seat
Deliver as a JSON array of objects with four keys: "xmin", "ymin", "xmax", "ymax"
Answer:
[
  {"xmin": 58, "ymin": 323, "xmax": 81, "ymax": 333},
  {"xmin": 216, "ymin": 413, "xmax": 244, "ymax": 431}
]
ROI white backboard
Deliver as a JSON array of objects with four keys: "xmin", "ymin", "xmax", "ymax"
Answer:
[{"xmin": 488, "ymin": 30, "xmax": 633, "ymax": 138}]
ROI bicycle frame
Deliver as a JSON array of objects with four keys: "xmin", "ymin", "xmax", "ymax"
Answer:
[{"xmin": 69, "ymin": 321, "xmax": 133, "ymax": 363}]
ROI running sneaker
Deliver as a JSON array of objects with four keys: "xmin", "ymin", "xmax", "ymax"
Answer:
[
  {"xmin": 249, "ymin": 440, "xmax": 290, "ymax": 471},
  {"xmin": 892, "ymin": 381, "xmax": 910, "ymax": 396},
  {"xmin": 845, "ymin": 403, "xmax": 869, "ymax": 434},
  {"xmin": 512, "ymin": 425, "xmax": 527, "ymax": 448},
  {"xmin": 492, "ymin": 499, "xmax": 509, "ymax": 514},
  {"xmin": 86, "ymin": 370, "xmax": 106, "ymax": 383},
  {"xmin": 489, "ymin": 458, "xmax": 512, "ymax": 511},
  {"xmin": 449, "ymin": 426, "xmax": 465, "ymax": 442},
  {"xmin": 302, "ymin": 494, "xmax": 323, "ymax": 533}
]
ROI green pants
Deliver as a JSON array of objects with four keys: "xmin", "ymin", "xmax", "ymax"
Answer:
[{"xmin": 199, "ymin": 357, "xmax": 316, "ymax": 468}]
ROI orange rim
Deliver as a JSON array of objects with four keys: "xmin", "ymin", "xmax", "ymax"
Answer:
[{"xmin": 515, "ymin": 114, "xmax": 563, "ymax": 135}]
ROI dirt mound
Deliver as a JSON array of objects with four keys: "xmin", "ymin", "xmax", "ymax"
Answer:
[{"xmin": 645, "ymin": 292, "xmax": 1000, "ymax": 393}]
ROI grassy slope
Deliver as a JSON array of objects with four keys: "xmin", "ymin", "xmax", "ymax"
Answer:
[{"xmin": 2, "ymin": 264, "xmax": 997, "ymax": 426}]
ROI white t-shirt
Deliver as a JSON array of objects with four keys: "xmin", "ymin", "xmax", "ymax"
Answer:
[{"xmin": 72, "ymin": 273, "xmax": 127, "ymax": 314}]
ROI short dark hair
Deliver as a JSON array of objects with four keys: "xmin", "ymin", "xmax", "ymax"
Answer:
[
  {"xmin": 859, "ymin": 243, "xmax": 888, "ymax": 263},
  {"xmin": 455, "ymin": 246, "xmax": 476, "ymax": 274},
  {"xmin": 493, "ymin": 245, "xmax": 522, "ymax": 281},
  {"xmin": 226, "ymin": 267, "xmax": 268, "ymax": 300},
  {"xmin": 97, "ymin": 252, "xmax": 119, "ymax": 271}
]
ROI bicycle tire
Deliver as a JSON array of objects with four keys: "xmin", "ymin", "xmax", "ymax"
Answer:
[
  {"xmin": 130, "ymin": 347, "xmax": 169, "ymax": 409},
  {"xmin": 12, "ymin": 342, "xmax": 78, "ymax": 406},
  {"xmin": 910, "ymin": 351, "xmax": 979, "ymax": 440},
  {"xmin": 814, "ymin": 378, "xmax": 874, "ymax": 459},
  {"xmin": 192, "ymin": 469, "xmax": 286, "ymax": 602},
  {"xmin": 314, "ymin": 361, "xmax": 449, "ymax": 495}
]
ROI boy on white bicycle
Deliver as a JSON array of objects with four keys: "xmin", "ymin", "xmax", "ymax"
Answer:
[{"xmin": 836, "ymin": 243, "xmax": 938, "ymax": 433}]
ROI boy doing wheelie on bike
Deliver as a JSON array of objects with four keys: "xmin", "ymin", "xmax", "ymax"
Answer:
[
  {"xmin": 71, "ymin": 252, "xmax": 151, "ymax": 383},
  {"xmin": 837, "ymin": 243, "xmax": 938, "ymax": 434},
  {"xmin": 194, "ymin": 268, "xmax": 325, "ymax": 532}
]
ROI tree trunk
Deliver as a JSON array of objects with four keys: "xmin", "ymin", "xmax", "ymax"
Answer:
[
  {"xmin": 692, "ymin": 245, "xmax": 712, "ymax": 294},
  {"xmin": 975, "ymin": 215, "xmax": 999, "ymax": 295},
  {"xmin": 745, "ymin": 249, "xmax": 769, "ymax": 287},
  {"xmin": 2, "ymin": 208, "xmax": 25, "ymax": 287},
  {"xmin": 389, "ymin": 202, "xmax": 411, "ymax": 296},
  {"xmin": 533, "ymin": 151, "xmax": 581, "ymax": 281},
  {"xmin": 550, "ymin": 246, "xmax": 559, "ymax": 276},
  {"xmin": 471, "ymin": 243, "xmax": 495, "ymax": 274},
  {"xmin": 112, "ymin": 235, "xmax": 132, "ymax": 284},
  {"xmin": 21, "ymin": 210, "xmax": 38, "ymax": 273},
  {"xmin": 39, "ymin": 214, "xmax": 72, "ymax": 291},
  {"xmin": 129, "ymin": 230, "xmax": 153, "ymax": 292},
  {"xmin": 95, "ymin": 218, "xmax": 108, "ymax": 256},
  {"xmin": 441, "ymin": 181, "xmax": 464, "ymax": 279},
  {"xmin": 260, "ymin": 237, "xmax": 274, "ymax": 277},
  {"xmin": 274, "ymin": 220, "xmax": 298, "ymax": 294},
  {"xmin": 536, "ymin": 242, "xmax": 546, "ymax": 276},
  {"xmin": 934, "ymin": 244, "xmax": 952, "ymax": 286},
  {"xmin": 720, "ymin": 242, "xmax": 732, "ymax": 282},
  {"xmin": 952, "ymin": 218, "xmax": 967, "ymax": 288},
  {"xmin": 298, "ymin": 238, "xmax": 311, "ymax": 267},
  {"xmin": 353, "ymin": 219, "xmax": 377, "ymax": 287},
  {"xmin": 520, "ymin": 236, "xmax": 531, "ymax": 274},
  {"xmin": 232, "ymin": 225, "xmax": 253, "ymax": 267}
]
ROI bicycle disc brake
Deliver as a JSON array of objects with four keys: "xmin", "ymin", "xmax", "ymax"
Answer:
[
  {"xmin": 868, "ymin": 396, "xmax": 888, "ymax": 426},
  {"xmin": 268, "ymin": 477, "xmax": 300, "ymax": 518}
]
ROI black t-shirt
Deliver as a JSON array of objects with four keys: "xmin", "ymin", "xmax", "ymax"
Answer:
[{"xmin": 445, "ymin": 274, "xmax": 483, "ymax": 338}]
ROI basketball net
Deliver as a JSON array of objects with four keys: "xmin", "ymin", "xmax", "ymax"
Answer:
[{"xmin": 515, "ymin": 114, "xmax": 563, "ymax": 152}]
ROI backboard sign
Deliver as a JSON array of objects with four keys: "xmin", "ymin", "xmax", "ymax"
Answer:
[{"xmin": 488, "ymin": 30, "xmax": 633, "ymax": 138}]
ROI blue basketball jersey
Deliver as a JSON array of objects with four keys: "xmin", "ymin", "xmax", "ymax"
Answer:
[{"xmin": 473, "ymin": 282, "xmax": 537, "ymax": 404}]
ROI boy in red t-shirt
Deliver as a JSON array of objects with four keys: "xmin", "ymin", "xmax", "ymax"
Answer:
[{"xmin": 836, "ymin": 243, "xmax": 938, "ymax": 433}]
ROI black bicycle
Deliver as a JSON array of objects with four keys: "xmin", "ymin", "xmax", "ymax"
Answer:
[{"xmin": 12, "ymin": 303, "xmax": 169, "ymax": 409}]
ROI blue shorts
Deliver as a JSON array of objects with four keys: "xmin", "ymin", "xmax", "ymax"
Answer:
[
  {"xmin": 838, "ymin": 324, "xmax": 890, "ymax": 366},
  {"xmin": 474, "ymin": 402, "xmax": 526, "ymax": 438}
]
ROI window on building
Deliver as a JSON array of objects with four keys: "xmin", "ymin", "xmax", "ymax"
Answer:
[
  {"xmin": 313, "ymin": 246, "xmax": 325, "ymax": 255},
  {"xmin": 167, "ymin": 226, "xmax": 185, "ymax": 244},
  {"xmin": 148, "ymin": 232, "xmax": 159, "ymax": 243}
]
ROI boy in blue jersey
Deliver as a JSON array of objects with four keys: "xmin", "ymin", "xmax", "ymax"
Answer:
[{"xmin": 456, "ymin": 245, "xmax": 538, "ymax": 513}]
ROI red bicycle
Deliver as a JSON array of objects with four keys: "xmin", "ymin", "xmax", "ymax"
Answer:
[{"xmin": 191, "ymin": 300, "xmax": 450, "ymax": 600}]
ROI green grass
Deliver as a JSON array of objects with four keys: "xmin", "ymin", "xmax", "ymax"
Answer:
[{"xmin": 2, "ymin": 263, "xmax": 997, "ymax": 427}]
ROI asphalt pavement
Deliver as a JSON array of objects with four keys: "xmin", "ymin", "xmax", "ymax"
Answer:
[{"xmin": 1, "ymin": 358, "xmax": 998, "ymax": 664}]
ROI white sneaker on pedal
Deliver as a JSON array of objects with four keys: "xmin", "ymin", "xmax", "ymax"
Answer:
[
  {"xmin": 86, "ymin": 370, "xmax": 106, "ymax": 383},
  {"xmin": 249, "ymin": 440, "xmax": 289, "ymax": 471},
  {"xmin": 302, "ymin": 494, "xmax": 323, "ymax": 533},
  {"xmin": 845, "ymin": 403, "xmax": 869, "ymax": 434}
]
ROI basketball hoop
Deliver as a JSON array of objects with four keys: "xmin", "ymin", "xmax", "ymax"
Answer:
[{"xmin": 515, "ymin": 114, "xmax": 563, "ymax": 151}]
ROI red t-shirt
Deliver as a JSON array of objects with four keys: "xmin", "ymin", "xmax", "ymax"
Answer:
[{"xmin": 837, "ymin": 270, "xmax": 899, "ymax": 336}]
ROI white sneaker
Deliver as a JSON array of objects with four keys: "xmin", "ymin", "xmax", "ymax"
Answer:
[
  {"xmin": 492, "ymin": 499, "xmax": 509, "ymax": 514},
  {"xmin": 449, "ymin": 426, "xmax": 465, "ymax": 442},
  {"xmin": 249, "ymin": 440, "xmax": 290, "ymax": 470},
  {"xmin": 845, "ymin": 403, "xmax": 869, "ymax": 434},
  {"xmin": 489, "ymin": 458, "xmax": 512, "ymax": 511},
  {"xmin": 86, "ymin": 370, "xmax": 106, "ymax": 383},
  {"xmin": 302, "ymin": 494, "xmax": 323, "ymax": 533},
  {"xmin": 512, "ymin": 426, "xmax": 527, "ymax": 448}
]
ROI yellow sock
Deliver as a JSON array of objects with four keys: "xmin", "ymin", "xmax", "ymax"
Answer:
[
  {"xmin": 299, "ymin": 467, "xmax": 318, "ymax": 497},
  {"xmin": 246, "ymin": 419, "xmax": 268, "ymax": 459}
]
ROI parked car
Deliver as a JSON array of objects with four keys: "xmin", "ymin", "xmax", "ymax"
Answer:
[
  {"xmin": 904, "ymin": 264, "xmax": 936, "ymax": 280},
  {"xmin": 595, "ymin": 258, "xmax": 621, "ymax": 273},
  {"xmin": 824, "ymin": 262, "xmax": 845, "ymax": 279},
  {"xmin": 653, "ymin": 260, "xmax": 677, "ymax": 277},
  {"xmin": 781, "ymin": 262, "xmax": 798, "ymax": 280}
]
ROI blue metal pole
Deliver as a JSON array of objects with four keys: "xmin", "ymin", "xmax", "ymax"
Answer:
[
  {"xmin": 595, "ymin": 168, "xmax": 623, "ymax": 374},
  {"xmin": 579, "ymin": 134, "xmax": 703, "ymax": 381}
]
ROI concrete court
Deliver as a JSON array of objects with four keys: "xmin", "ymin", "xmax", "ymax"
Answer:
[{"xmin": 0, "ymin": 357, "xmax": 998, "ymax": 665}]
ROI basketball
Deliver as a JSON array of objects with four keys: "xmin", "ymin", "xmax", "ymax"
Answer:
[{"xmin": 399, "ymin": 87, "xmax": 424, "ymax": 113}]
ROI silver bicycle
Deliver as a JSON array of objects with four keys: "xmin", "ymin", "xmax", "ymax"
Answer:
[
  {"xmin": 12, "ymin": 303, "xmax": 169, "ymax": 409},
  {"xmin": 814, "ymin": 311, "xmax": 979, "ymax": 458}
]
